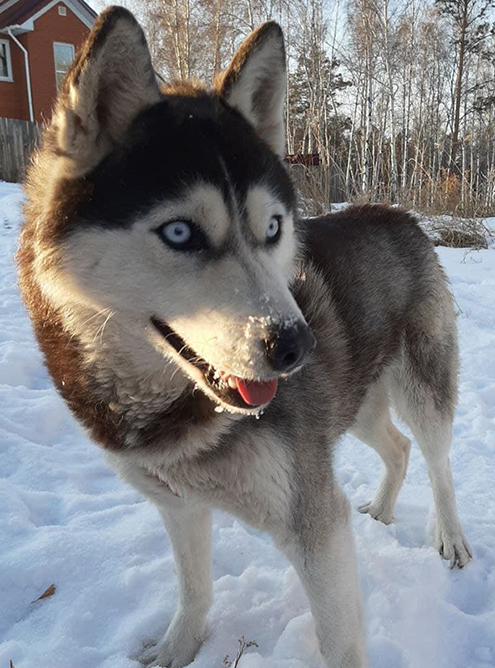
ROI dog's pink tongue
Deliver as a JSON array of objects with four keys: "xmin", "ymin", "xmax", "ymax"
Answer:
[{"xmin": 235, "ymin": 378, "xmax": 278, "ymax": 406}]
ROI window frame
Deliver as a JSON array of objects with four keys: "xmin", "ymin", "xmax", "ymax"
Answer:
[
  {"xmin": 53, "ymin": 41, "xmax": 75, "ymax": 90},
  {"xmin": 0, "ymin": 38, "xmax": 13, "ymax": 83}
]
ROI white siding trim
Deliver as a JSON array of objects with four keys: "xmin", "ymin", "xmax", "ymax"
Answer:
[
  {"xmin": 28, "ymin": 0, "xmax": 94, "ymax": 30},
  {"xmin": 0, "ymin": 0, "xmax": 20, "ymax": 16}
]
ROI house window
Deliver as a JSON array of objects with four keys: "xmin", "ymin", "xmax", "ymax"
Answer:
[
  {"xmin": 0, "ymin": 39, "xmax": 13, "ymax": 82},
  {"xmin": 53, "ymin": 42, "xmax": 75, "ymax": 90},
  {"xmin": 58, "ymin": 5, "xmax": 67, "ymax": 15}
]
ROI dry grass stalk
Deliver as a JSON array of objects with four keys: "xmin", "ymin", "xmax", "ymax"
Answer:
[{"xmin": 223, "ymin": 636, "xmax": 259, "ymax": 667}]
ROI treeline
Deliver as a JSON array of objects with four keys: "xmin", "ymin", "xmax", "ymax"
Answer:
[{"xmin": 116, "ymin": 0, "xmax": 495, "ymax": 214}]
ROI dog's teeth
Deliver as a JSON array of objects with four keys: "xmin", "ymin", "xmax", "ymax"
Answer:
[
  {"xmin": 227, "ymin": 377, "xmax": 237, "ymax": 389},
  {"xmin": 214, "ymin": 405, "xmax": 224, "ymax": 413}
]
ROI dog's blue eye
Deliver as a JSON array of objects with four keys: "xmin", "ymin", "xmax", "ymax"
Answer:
[
  {"xmin": 156, "ymin": 220, "xmax": 207, "ymax": 252},
  {"xmin": 266, "ymin": 216, "xmax": 281, "ymax": 243},
  {"xmin": 161, "ymin": 221, "xmax": 192, "ymax": 245}
]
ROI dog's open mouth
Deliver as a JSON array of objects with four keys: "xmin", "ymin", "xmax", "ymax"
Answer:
[{"xmin": 151, "ymin": 317, "xmax": 278, "ymax": 409}]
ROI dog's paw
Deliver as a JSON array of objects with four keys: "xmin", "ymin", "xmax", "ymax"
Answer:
[
  {"xmin": 141, "ymin": 638, "xmax": 201, "ymax": 668},
  {"xmin": 141, "ymin": 614, "xmax": 204, "ymax": 668},
  {"xmin": 435, "ymin": 529, "xmax": 473, "ymax": 568},
  {"xmin": 358, "ymin": 501, "xmax": 393, "ymax": 525}
]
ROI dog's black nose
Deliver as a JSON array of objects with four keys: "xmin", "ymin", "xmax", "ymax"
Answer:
[{"xmin": 264, "ymin": 322, "xmax": 316, "ymax": 373}]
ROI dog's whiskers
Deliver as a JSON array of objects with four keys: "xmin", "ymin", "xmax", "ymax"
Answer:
[
  {"xmin": 94, "ymin": 310, "xmax": 115, "ymax": 344},
  {"xmin": 68, "ymin": 307, "xmax": 113, "ymax": 343}
]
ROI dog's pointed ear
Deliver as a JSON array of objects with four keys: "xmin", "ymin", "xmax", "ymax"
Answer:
[
  {"xmin": 217, "ymin": 22, "xmax": 286, "ymax": 157},
  {"xmin": 53, "ymin": 6, "xmax": 160, "ymax": 176}
]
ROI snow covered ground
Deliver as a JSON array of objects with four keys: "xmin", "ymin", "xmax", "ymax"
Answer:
[{"xmin": 1, "ymin": 180, "xmax": 494, "ymax": 668}]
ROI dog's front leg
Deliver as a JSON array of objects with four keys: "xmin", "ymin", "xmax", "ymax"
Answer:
[
  {"xmin": 143, "ymin": 503, "xmax": 212, "ymax": 668},
  {"xmin": 281, "ymin": 487, "xmax": 367, "ymax": 668}
]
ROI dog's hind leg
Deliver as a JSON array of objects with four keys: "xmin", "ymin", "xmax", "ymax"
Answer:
[
  {"xmin": 351, "ymin": 378, "xmax": 411, "ymax": 525},
  {"xmin": 390, "ymin": 298, "xmax": 472, "ymax": 568},
  {"xmin": 392, "ymin": 390, "xmax": 471, "ymax": 568}
]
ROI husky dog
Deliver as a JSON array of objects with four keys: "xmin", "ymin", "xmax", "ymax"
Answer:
[{"xmin": 18, "ymin": 7, "xmax": 471, "ymax": 668}]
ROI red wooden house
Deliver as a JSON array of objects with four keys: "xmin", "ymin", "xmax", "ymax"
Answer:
[{"xmin": 0, "ymin": 0, "xmax": 95, "ymax": 122}]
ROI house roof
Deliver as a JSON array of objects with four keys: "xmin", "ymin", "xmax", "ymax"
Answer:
[{"xmin": 0, "ymin": 0, "xmax": 96, "ymax": 32}]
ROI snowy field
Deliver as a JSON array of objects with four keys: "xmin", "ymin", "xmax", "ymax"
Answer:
[{"xmin": 1, "ymin": 180, "xmax": 494, "ymax": 668}]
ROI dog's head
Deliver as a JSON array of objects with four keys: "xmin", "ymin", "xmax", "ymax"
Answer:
[{"xmin": 32, "ymin": 7, "xmax": 315, "ymax": 415}]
